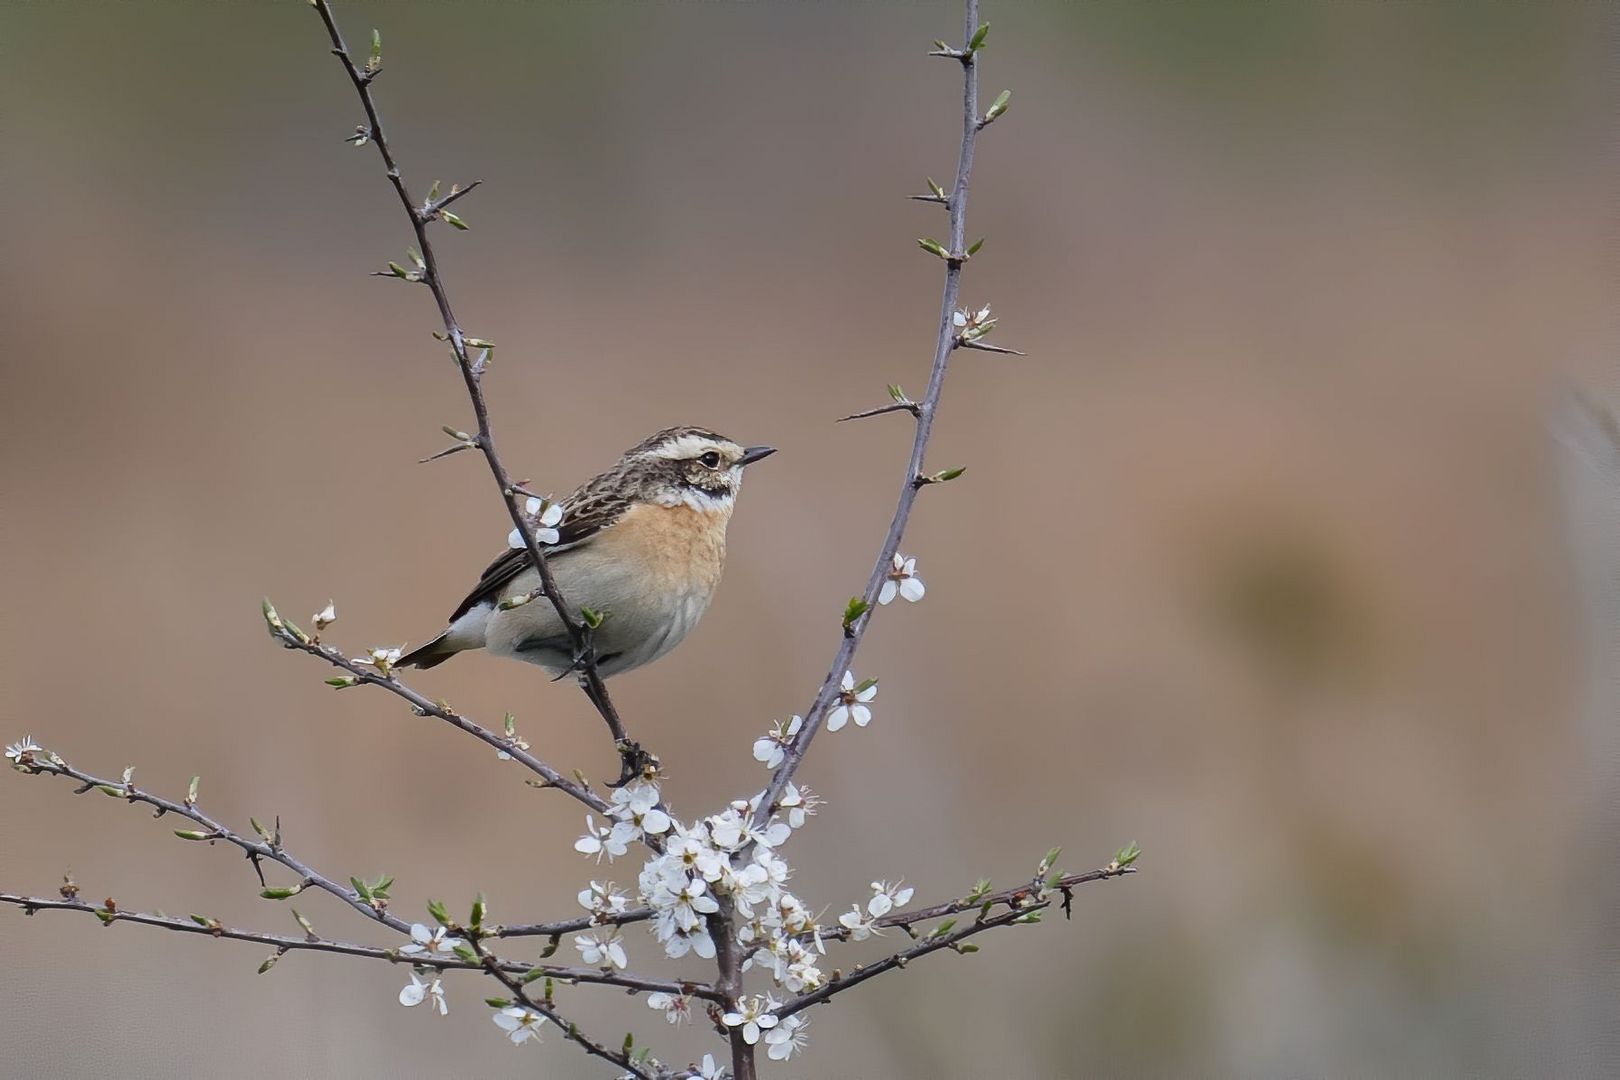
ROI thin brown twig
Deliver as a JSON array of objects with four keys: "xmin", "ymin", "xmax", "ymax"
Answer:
[
  {"xmin": 497, "ymin": 907, "xmax": 653, "ymax": 938},
  {"xmin": 835, "ymin": 401, "xmax": 920, "ymax": 423},
  {"xmin": 306, "ymin": 0, "xmax": 639, "ymax": 770}
]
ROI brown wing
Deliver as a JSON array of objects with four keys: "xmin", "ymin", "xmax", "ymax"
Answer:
[{"xmin": 448, "ymin": 485, "xmax": 631, "ymax": 620}]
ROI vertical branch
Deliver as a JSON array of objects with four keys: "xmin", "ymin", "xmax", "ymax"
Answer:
[
  {"xmin": 752, "ymin": 0, "xmax": 987, "ymax": 826},
  {"xmin": 306, "ymin": 0, "xmax": 632, "ymax": 759}
]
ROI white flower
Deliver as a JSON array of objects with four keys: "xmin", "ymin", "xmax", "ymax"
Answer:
[
  {"xmin": 312, "ymin": 601, "xmax": 336, "ymax": 632},
  {"xmin": 721, "ymin": 995, "xmax": 780, "ymax": 1045},
  {"xmin": 838, "ymin": 905, "xmax": 880, "ymax": 941},
  {"xmin": 352, "ymin": 645, "xmax": 404, "ymax": 674},
  {"xmin": 877, "ymin": 552, "xmax": 925, "ymax": 604},
  {"xmin": 5, "ymin": 735, "xmax": 42, "ymax": 766},
  {"xmin": 752, "ymin": 715, "xmax": 802, "ymax": 768},
  {"xmin": 694, "ymin": 1054, "xmax": 727, "ymax": 1079},
  {"xmin": 765, "ymin": 1013, "xmax": 809, "ymax": 1061},
  {"xmin": 493, "ymin": 1005, "xmax": 547, "ymax": 1045},
  {"xmin": 575, "ymin": 814, "xmax": 629, "ymax": 862},
  {"xmin": 574, "ymin": 931, "xmax": 628, "ymax": 970},
  {"xmin": 777, "ymin": 783, "xmax": 819, "ymax": 830},
  {"xmin": 400, "ymin": 923, "xmax": 463, "ymax": 957},
  {"xmin": 709, "ymin": 806, "xmax": 790, "ymax": 851},
  {"xmin": 645, "ymin": 991, "xmax": 693, "ymax": 1025},
  {"xmin": 953, "ymin": 303, "xmax": 996, "ymax": 339},
  {"xmin": 507, "ymin": 497, "xmax": 565, "ymax": 549},
  {"xmin": 398, "ymin": 970, "xmax": 447, "ymax": 1015},
  {"xmin": 662, "ymin": 926, "xmax": 717, "ymax": 960},
  {"xmin": 826, "ymin": 671, "xmax": 877, "ymax": 732},
  {"xmin": 609, "ymin": 781, "xmax": 671, "ymax": 838},
  {"xmin": 867, "ymin": 879, "xmax": 915, "ymax": 918},
  {"xmin": 578, "ymin": 880, "xmax": 631, "ymax": 921}
]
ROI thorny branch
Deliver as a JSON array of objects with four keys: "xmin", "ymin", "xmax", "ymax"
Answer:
[
  {"xmin": 753, "ymin": 0, "xmax": 992, "ymax": 825},
  {"xmin": 306, "ymin": 0, "xmax": 646, "ymax": 779},
  {"xmin": 778, "ymin": 866, "xmax": 1136, "ymax": 1019},
  {"xmin": 262, "ymin": 611, "xmax": 616, "ymax": 821},
  {"xmin": 2, "ymin": 2, "xmax": 1142, "ymax": 1076}
]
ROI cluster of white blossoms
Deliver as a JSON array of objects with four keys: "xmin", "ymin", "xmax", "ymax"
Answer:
[
  {"xmin": 837, "ymin": 880, "xmax": 916, "ymax": 941},
  {"xmin": 576, "ymin": 780, "xmax": 673, "ymax": 862},
  {"xmin": 507, "ymin": 496, "xmax": 564, "ymax": 550}
]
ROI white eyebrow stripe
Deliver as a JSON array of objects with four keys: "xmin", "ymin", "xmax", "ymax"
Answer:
[{"xmin": 649, "ymin": 434, "xmax": 740, "ymax": 461}]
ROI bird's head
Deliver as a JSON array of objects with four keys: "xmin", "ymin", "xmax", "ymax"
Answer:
[{"xmin": 622, "ymin": 426, "xmax": 776, "ymax": 511}]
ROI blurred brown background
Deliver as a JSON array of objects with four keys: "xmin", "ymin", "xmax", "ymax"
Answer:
[{"xmin": 2, "ymin": 2, "xmax": 1614, "ymax": 1077}]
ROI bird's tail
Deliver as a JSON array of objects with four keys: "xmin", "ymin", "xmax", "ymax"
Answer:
[{"xmin": 399, "ymin": 632, "xmax": 463, "ymax": 670}]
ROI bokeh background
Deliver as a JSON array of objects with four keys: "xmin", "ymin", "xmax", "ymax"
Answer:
[{"xmin": 2, "ymin": 2, "xmax": 1615, "ymax": 1077}]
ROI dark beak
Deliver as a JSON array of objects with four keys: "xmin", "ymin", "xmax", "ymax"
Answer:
[{"xmin": 738, "ymin": 445, "xmax": 777, "ymax": 467}]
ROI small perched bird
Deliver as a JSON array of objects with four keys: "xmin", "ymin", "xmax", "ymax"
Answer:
[{"xmin": 400, "ymin": 426, "xmax": 776, "ymax": 678}]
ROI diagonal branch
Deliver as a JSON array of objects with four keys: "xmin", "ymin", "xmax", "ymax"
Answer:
[
  {"xmin": 264, "ymin": 616, "xmax": 615, "ymax": 820},
  {"xmin": 778, "ymin": 866, "xmax": 1134, "ymax": 1020},
  {"xmin": 0, "ymin": 894, "xmax": 713, "ymax": 999},
  {"xmin": 306, "ymin": 0, "xmax": 636, "ymax": 764},
  {"xmin": 753, "ymin": 0, "xmax": 989, "ymax": 826}
]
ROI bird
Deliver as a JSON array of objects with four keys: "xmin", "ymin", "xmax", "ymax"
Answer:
[{"xmin": 399, "ymin": 426, "xmax": 776, "ymax": 679}]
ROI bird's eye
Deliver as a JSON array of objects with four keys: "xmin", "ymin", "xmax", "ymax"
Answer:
[{"xmin": 698, "ymin": 451, "xmax": 722, "ymax": 469}]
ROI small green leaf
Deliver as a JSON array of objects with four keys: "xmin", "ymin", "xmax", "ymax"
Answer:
[
  {"xmin": 291, "ymin": 908, "xmax": 315, "ymax": 936},
  {"xmin": 440, "ymin": 210, "xmax": 468, "ymax": 230},
  {"xmin": 190, "ymin": 914, "xmax": 211, "ymax": 927},
  {"xmin": 186, "ymin": 776, "xmax": 200, "ymax": 806},
  {"xmin": 367, "ymin": 28, "xmax": 382, "ymax": 72},
  {"xmin": 469, "ymin": 892, "xmax": 486, "ymax": 929},
  {"xmin": 579, "ymin": 606, "xmax": 607, "ymax": 630},
  {"xmin": 917, "ymin": 237, "xmax": 950, "ymax": 260},
  {"xmin": 261, "ymin": 597, "xmax": 284, "ymax": 633},
  {"xmin": 969, "ymin": 22, "xmax": 990, "ymax": 51},
  {"xmin": 1113, "ymin": 841, "xmax": 1142, "ymax": 869},
  {"xmin": 966, "ymin": 237, "xmax": 985, "ymax": 256},
  {"xmin": 935, "ymin": 466, "xmax": 967, "ymax": 483},
  {"xmin": 174, "ymin": 830, "xmax": 211, "ymax": 841},
  {"xmin": 94, "ymin": 908, "xmax": 115, "ymax": 924},
  {"xmin": 933, "ymin": 918, "xmax": 957, "ymax": 938},
  {"xmin": 854, "ymin": 677, "xmax": 879, "ymax": 694},
  {"xmin": 250, "ymin": 817, "xmax": 271, "ymax": 841},
  {"xmin": 427, "ymin": 179, "xmax": 441, "ymax": 203},
  {"xmin": 926, "ymin": 176, "xmax": 945, "ymax": 198},
  {"xmin": 503, "ymin": 713, "xmax": 517, "ymax": 738},
  {"xmin": 538, "ymin": 936, "xmax": 560, "ymax": 959},
  {"xmin": 486, "ymin": 996, "xmax": 512, "ymax": 1008},
  {"xmin": 257, "ymin": 953, "xmax": 280, "ymax": 974},
  {"xmin": 984, "ymin": 89, "xmax": 1011, "ymax": 124},
  {"xmin": 957, "ymin": 942, "xmax": 980, "ymax": 954},
  {"xmin": 842, "ymin": 596, "xmax": 872, "ymax": 630},
  {"xmin": 261, "ymin": 886, "xmax": 302, "ymax": 900},
  {"xmin": 96, "ymin": 785, "xmax": 122, "ymax": 797},
  {"xmin": 325, "ymin": 676, "xmax": 359, "ymax": 688},
  {"xmin": 521, "ymin": 967, "xmax": 546, "ymax": 984},
  {"xmin": 350, "ymin": 876, "xmax": 372, "ymax": 901},
  {"xmin": 887, "ymin": 384, "xmax": 909, "ymax": 403},
  {"xmin": 386, "ymin": 261, "xmax": 410, "ymax": 279},
  {"xmin": 427, "ymin": 898, "xmax": 450, "ymax": 926},
  {"xmin": 452, "ymin": 944, "xmax": 478, "ymax": 964}
]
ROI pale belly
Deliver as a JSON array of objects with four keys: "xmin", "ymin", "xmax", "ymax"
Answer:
[{"xmin": 479, "ymin": 504, "xmax": 727, "ymax": 678}]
